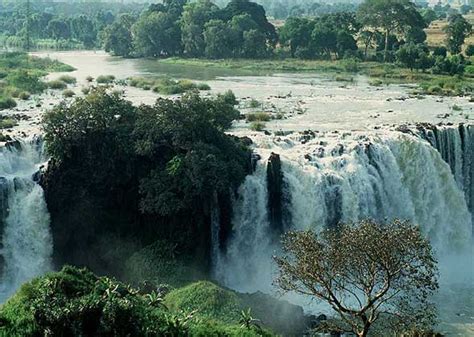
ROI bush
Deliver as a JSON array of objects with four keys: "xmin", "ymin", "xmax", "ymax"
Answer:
[
  {"xmin": 0, "ymin": 116, "xmax": 18, "ymax": 129},
  {"xmin": 6, "ymin": 69, "xmax": 46, "ymax": 93},
  {"xmin": 0, "ymin": 96, "xmax": 17, "ymax": 110},
  {"xmin": 465, "ymin": 44, "xmax": 474, "ymax": 57},
  {"xmin": 341, "ymin": 58, "xmax": 360, "ymax": 72},
  {"xmin": 248, "ymin": 99, "xmax": 261, "ymax": 109},
  {"xmin": 250, "ymin": 121, "xmax": 266, "ymax": 131},
  {"xmin": 197, "ymin": 83, "xmax": 211, "ymax": 91},
  {"xmin": 246, "ymin": 112, "xmax": 271, "ymax": 122},
  {"xmin": 58, "ymin": 75, "xmax": 76, "ymax": 84},
  {"xmin": 18, "ymin": 91, "xmax": 30, "ymax": 100},
  {"xmin": 81, "ymin": 87, "xmax": 90, "ymax": 95},
  {"xmin": 48, "ymin": 80, "xmax": 67, "ymax": 90},
  {"xmin": 63, "ymin": 89, "xmax": 75, "ymax": 98},
  {"xmin": 96, "ymin": 75, "xmax": 116, "ymax": 84},
  {"xmin": 433, "ymin": 46, "xmax": 447, "ymax": 58},
  {"xmin": 86, "ymin": 75, "xmax": 94, "ymax": 82},
  {"xmin": 0, "ymin": 266, "xmax": 273, "ymax": 337}
]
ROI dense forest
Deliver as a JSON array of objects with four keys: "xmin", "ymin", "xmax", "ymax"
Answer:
[{"xmin": 1, "ymin": 0, "xmax": 473, "ymax": 77}]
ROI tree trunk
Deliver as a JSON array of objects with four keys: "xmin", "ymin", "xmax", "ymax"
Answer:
[
  {"xmin": 384, "ymin": 30, "xmax": 389, "ymax": 62},
  {"xmin": 358, "ymin": 316, "xmax": 371, "ymax": 337}
]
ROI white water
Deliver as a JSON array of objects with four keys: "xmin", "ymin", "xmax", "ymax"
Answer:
[
  {"xmin": 0, "ymin": 140, "xmax": 53, "ymax": 301},
  {"xmin": 215, "ymin": 126, "xmax": 473, "ymax": 335}
]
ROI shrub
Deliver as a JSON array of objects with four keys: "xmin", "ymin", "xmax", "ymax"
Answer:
[
  {"xmin": 81, "ymin": 87, "xmax": 90, "ymax": 95},
  {"xmin": 466, "ymin": 44, "xmax": 474, "ymax": 57},
  {"xmin": 250, "ymin": 121, "xmax": 266, "ymax": 131},
  {"xmin": 433, "ymin": 46, "xmax": 447, "ymax": 58},
  {"xmin": 86, "ymin": 75, "xmax": 94, "ymax": 82},
  {"xmin": 96, "ymin": 75, "xmax": 116, "ymax": 84},
  {"xmin": 0, "ymin": 96, "xmax": 17, "ymax": 110},
  {"xmin": 18, "ymin": 91, "xmax": 30, "ymax": 100},
  {"xmin": 197, "ymin": 83, "xmax": 211, "ymax": 90},
  {"xmin": 58, "ymin": 75, "xmax": 76, "ymax": 84},
  {"xmin": 48, "ymin": 80, "xmax": 67, "ymax": 90},
  {"xmin": 0, "ymin": 116, "xmax": 18, "ymax": 129},
  {"xmin": 6, "ymin": 69, "xmax": 46, "ymax": 93},
  {"xmin": 246, "ymin": 112, "xmax": 271, "ymax": 122},
  {"xmin": 63, "ymin": 89, "xmax": 75, "ymax": 98},
  {"xmin": 341, "ymin": 57, "xmax": 360, "ymax": 72},
  {"xmin": 248, "ymin": 99, "xmax": 261, "ymax": 109}
]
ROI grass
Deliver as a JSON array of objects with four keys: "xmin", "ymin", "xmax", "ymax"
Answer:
[
  {"xmin": 128, "ymin": 76, "xmax": 211, "ymax": 95},
  {"xmin": 96, "ymin": 75, "xmax": 115, "ymax": 84},
  {"xmin": 0, "ymin": 97, "xmax": 16, "ymax": 110},
  {"xmin": 250, "ymin": 121, "xmax": 266, "ymax": 131},
  {"xmin": 63, "ymin": 89, "xmax": 75, "ymax": 98},
  {"xmin": 0, "ymin": 52, "xmax": 73, "ymax": 108},
  {"xmin": 47, "ymin": 80, "xmax": 67, "ymax": 90},
  {"xmin": 58, "ymin": 75, "xmax": 76, "ymax": 84},
  {"xmin": 0, "ymin": 116, "xmax": 18, "ymax": 129},
  {"xmin": 161, "ymin": 57, "xmax": 474, "ymax": 96},
  {"xmin": 246, "ymin": 112, "xmax": 271, "ymax": 122}
]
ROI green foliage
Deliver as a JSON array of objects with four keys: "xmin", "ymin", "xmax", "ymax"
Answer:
[
  {"xmin": 249, "ymin": 121, "xmax": 266, "ymax": 131},
  {"xmin": 124, "ymin": 240, "xmax": 205, "ymax": 287},
  {"xmin": 275, "ymin": 220, "xmax": 439, "ymax": 336},
  {"xmin": 0, "ymin": 96, "xmax": 17, "ymax": 110},
  {"xmin": 58, "ymin": 75, "xmax": 77, "ymax": 84},
  {"xmin": 48, "ymin": 80, "xmax": 67, "ymax": 90},
  {"xmin": 246, "ymin": 112, "xmax": 270, "ymax": 122},
  {"xmin": 465, "ymin": 44, "xmax": 474, "ymax": 57},
  {"xmin": 444, "ymin": 14, "xmax": 472, "ymax": 54},
  {"xmin": 165, "ymin": 281, "xmax": 241, "ymax": 323},
  {"xmin": 18, "ymin": 91, "xmax": 30, "ymax": 100},
  {"xmin": 0, "ymin": 266, "xmax": 167, "ymax": 336},
  {"xmin": 63, "ymin": 89, "xmax": 76, "ymax": 98},
  {"xmin": 357, "ymin": 0, "xmax": 426, "ymax": 61},
  {"xmin": 102, "ymin": 14, "xmax": 135, "ymax": 57},
  {"xmin": 396, "ymin": 43, "xmax": 433, "ymax": 71},
  {"xmin": 5, "ymin": 70, "xmax": 46, "ymax": 94},
  {"xmin": 0, "ymin": 267, "xmax": 274, "ymax": 337},
  {"xmin": 0, "ymin": 116, "xmax": 18, "ymax": 129},
  {"xmin": 96, "ymin": 75, "xmax": 116, "ymax": 84},
  {"xmin": 42, "ymin": 89, "xmax": 249, "ymax": 272}
]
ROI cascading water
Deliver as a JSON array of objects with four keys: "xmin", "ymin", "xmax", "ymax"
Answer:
[
  {"xmin": 0, "ymin": 139, "xmax": 53, "ymax": 301},
  {"xmin": 214, "ymin": 125, "xmax": 473, "ymax": 300}
]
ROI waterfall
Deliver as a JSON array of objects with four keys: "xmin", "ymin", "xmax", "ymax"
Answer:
[
  {"xmin": 214, "ymin": 127, "xmax": 473, "ymax": 293},
  {"xmin": 414, "ymin": 124, "xmax": 473, "ymax": 223},
  {"xmin": 0, "ymin": 139, "xmax": 53, "ymax": 301}
]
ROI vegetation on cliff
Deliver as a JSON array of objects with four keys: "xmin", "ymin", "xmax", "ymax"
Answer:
[
  {"xmin": 0, "ymin": 266, "xmax": 274, "ymax": 336},
  {"xmin": 41, "ymin": 88, "xmax": 251, "ymax": 279}
]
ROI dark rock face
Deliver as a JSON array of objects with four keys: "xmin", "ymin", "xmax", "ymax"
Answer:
[{"xmin": 267, "ymin": 152, "xmax": 284, "ymax": 233}]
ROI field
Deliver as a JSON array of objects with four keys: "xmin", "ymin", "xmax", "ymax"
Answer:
[{"xmin": 426, "ymin": 13, "xmax": 474, "ymax": 48}]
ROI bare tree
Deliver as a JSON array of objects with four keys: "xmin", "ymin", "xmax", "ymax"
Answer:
[{"xmin": 273, "ymin": 219, "xmax": 439, "ymax": 337}]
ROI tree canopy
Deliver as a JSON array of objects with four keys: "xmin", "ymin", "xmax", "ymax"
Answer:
[{"xmin": 274, "ymin": 219, "xmax": 439, "ymax": 337}]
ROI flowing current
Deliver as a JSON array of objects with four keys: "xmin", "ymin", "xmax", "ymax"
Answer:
[
  {"xmin": 214, "ymin": 124, "xmax": 474, "ymax": 332},
  {"xmin": 0, "ymin": 139, "xmax": 52, "ymax": 301}
]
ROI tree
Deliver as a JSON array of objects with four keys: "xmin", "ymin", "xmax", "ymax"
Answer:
[
  {"xmin": 279, "ymin": 17, "xmax": 315, "ymax": 57},
  {"xmin": 203, "ymin": 19, "xmax": 233, "ymax": 59},
  {"xmin": 444, "ymin": 14, "xmax": 472, "ymax": 54},
  {"xmin": 180, "ymin": 0, "xmax": 219, "ymax": 57},
  {"xmin": 132, "ymin": 11, "xmax": 182, "ymax": 57},
  {"xmin": 102, "ymin": 14, "xmax": 134, "ymax": 57},
  {"xmin": 357, "ymin": 0, "xmax": 426, "ymax": 62},
  {"xmin": 396, "ymin": 43, "xmax": 433, "ymax": 71},
  {"xmin": 71, "ymin": 15, "xmax": 97, "ymax": 48},
  {"xmin": 47, "ymin": 19, "xmax": 71, "ymax": 41},
  {"xmin": 466, "ymin": 44, "xmax": 474, "ymax": 56},
  {"xmin": 274, "ymin": 220, "xmax": 438, "ymax": 337},
  {"xmin": 222, "ymin": 0, "xmax": 277, "ymax": 44},
  {"xmin": 421, "ymin": 8, "xmax": 438, "ymax": 25}
]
